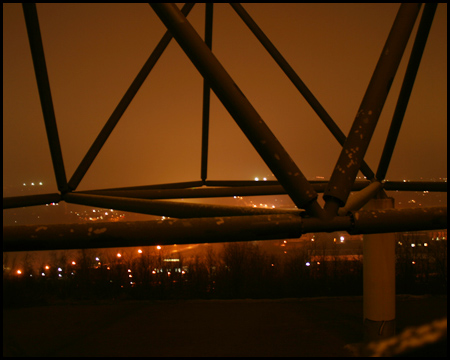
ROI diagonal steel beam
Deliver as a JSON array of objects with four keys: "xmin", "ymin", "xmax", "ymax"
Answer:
[
  {"xmin": 229, "ymin": 3, "xmax": 376, "ymax": 180},
  {"xmin": 376, "ymin": 3, "xmax": 437, "ymax": 181},
  {"xmin": 150, "ymin": 3, "xmax": 325, "ymax": 219},
  {"xmin": 22, "ymin": 3, "xmax": 68, "ymax": 193},
  {"xmin": 323, "ymin": 3, "xmax": 421, "ymax": 216},
  {"xmin": 67, "ymin": 3, "xmax": 195, "ymax": 191}
]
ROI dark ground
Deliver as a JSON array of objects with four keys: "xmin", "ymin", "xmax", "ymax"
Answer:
[{"xmin": 3, "ymin": 295, "xmax": 447, "ymax": 357}]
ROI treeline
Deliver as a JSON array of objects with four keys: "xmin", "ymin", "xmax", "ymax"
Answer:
[{"xmin": 3, "ymin": 237, "xmax": 447, "ymax": 307}]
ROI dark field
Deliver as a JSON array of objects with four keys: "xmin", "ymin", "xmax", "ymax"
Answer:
[{"xmin": 3, "ymin": 294, "xmax": 446, "ymax": 357}]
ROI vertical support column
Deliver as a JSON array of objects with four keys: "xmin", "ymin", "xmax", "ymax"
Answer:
[
  {"xmin": 363, "ymin": 196, "xmax": 396, "ymax": 342},
  {"xmin": 201, "ymin": 3, "xmax": 213, "ymax": 183}
]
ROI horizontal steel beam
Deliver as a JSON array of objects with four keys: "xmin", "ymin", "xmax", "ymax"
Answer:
[
  {"xmin": 2, "ymin": 180, "xmax": 446, "ymax": 209},
  {"xmin": 3, "ymin": 193, "xmax": 61, "ymax": 209},
  {"xmin": 63, "ymin": 192, "xmax": 303, "ymax": 218},
  {"xmin": 3, "ymin": 206, "xmax": 446, "ymax": 252},
  {"xmin": 382, "ymin": 181, "xmax": 447, "ymax": 192}
]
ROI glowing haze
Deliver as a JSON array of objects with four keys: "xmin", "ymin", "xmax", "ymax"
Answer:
[{"xmin": 3, "ymin": 3, "xmax": 447, "ymax": 197}]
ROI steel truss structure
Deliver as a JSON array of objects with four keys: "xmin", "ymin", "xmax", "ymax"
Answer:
[{"xmin": 3, "ymin": 3, "xmax": 447, "ymax": 252}]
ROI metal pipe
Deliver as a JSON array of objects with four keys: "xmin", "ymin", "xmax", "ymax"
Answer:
[
  {"xmin": 350, "ymin": 205, "xmax": 447, "ymax": 234},
  {"xmin": 230, "ymin": 3, "xmax": 376, "ymax": 180},
  {"xmin": 78, "ymin": 181, "xmax": 375, "ymax": 199},
  {"xmin": 201, "ymin": 3, "xmax": 213, "ymax": 182},
  {"xmin": 383, "ymin": 180, "xmax": 447, "ymax": 192},
  {"xmin": 149, "ymin": 3, "xmax": 325, "ymax": 219},
  {"xmin": 3, "ymin": 180, "xmax": 444, "ymax": 210},
  {"xmin": 91, "ymin": 180, "xmax": 204, "ymax": 192},
  {"xmin": 376, "ymin": 3, "xmax": 438, "ymax": 181},
  {"xmin": 22, "ymin": 4, "xmax": 68, "ymax": 193},
  {"xmin": 338, "ymin": 181, "xmax": 383, "ymax": 215},
  {"xmin": 3, "ymin": 214, "xmax": 304, "ymax": 252},
  {"xmin": 63, "ymin": 192, "xmax": 303, "ymax": 218},
  {"xmin": 3, "ymin": 193, "xmax": 61, "ymax": 209},
  {"xmin": 78, "ymin": 186, "xmax": 288, "ymax": 199},
  {"xmin": 323, "ymin": 3, "xmax": 421, "ymax": 216},
  {"xmin": 3, "ymin": 206, "xmax": 446, "ymax": 252},
  {"xmin": 67, "ymin": 3, "xmax": 195, "ymax": 191}
]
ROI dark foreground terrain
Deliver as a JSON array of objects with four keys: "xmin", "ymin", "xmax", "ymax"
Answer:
[{"xmin": 3, "ymin": 295, "xmax": 447, "ymax": 357}]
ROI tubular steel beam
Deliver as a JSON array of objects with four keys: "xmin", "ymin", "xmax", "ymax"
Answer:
[
  {"xmin": 78, "ymin": 186, "xmax": 288, "ymax": 199},
  {"xmin": 3, "ymin": 193, "xmax": 61, "ymax": 209},
  {"xmin": 201, "ymin": 3, "xmax": 213, "ymax": 183},
  {"xmin": 3, "ymin": 180, "xmax": 445, "ymax": 209},
  {"xmin": 67, "ymin": 3, "xmax": 195, "ymax": 191},
  {"xmin": 338, "ymin": 181, "xmax": 383, "ymax": 215},
  {"xmin": 78, "ymin": 181, "xmax": 373, "ymax": 199},
  {"xmin": 376, "ymin": 3, "xmax": 438, "ymax": 181},
  {"xmin": 3, "ymin": 206, "xmax": 446, "ymax": 252},
  {"xmin": 229, "ymin": 3, "xmax": 376, "ymax": 180},
  {"xmin": 324, "ymin": 3, "xmax": 421, "ymax": 216},
  {"xmin": 63, "ymin": 192, "xmax": 303, "ymax": 218},
  {"xmin": 383, "ymin": 180, "xmax": 447, "ymax": 192},
  {"xmin": 22, "ymin": 3, "xmax": 68, "ymax": 194},
  {"xmin": 149, "ymin": 3, "xmax": 325, "ymax": 219}
]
